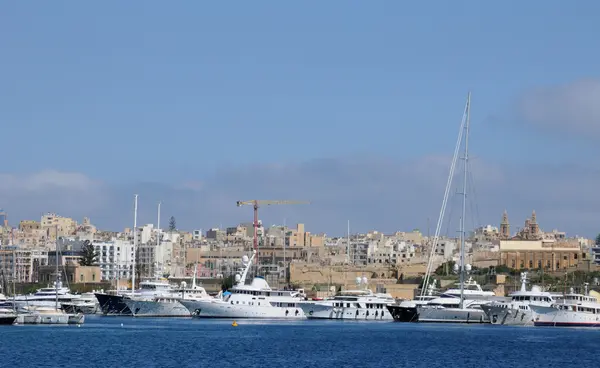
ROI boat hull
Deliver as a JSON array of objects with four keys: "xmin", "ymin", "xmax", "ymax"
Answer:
[
  {"xmin": 14, "ymin": 314, "xmax": 41, "ymax": 324},
  {"xmin": 123, "ymin": 299, "xmax": 190, "ymax": 317},
  {"xmin": 531, "ymin": 305, "xmax": 600, "ymax": 327},
  {"xmin": 299, "ymin": 303, "xmax": 392, "ymax": 320},
  {"xmin": 416, "ymin": 306, "xmax": 488, "ymax": 323},
  {"xmin": 95, "ymin": 293, "xmax": 132, "ymax": 316},
  {"xmin": 180, "ymin": 300, "xmax": 306, "ymax": 319},
  {"xmin": 0, "ymin": 315, "xmax": 17, "ymax": 325},
  {"xmin": 386, "ymin": 305, "xmax": 419, "ymax": 322},
  {"xmin": 62, "ymin": 302, "xmax": 100, "ymax": 315},
  {"xmin": 481, "ymin": 305, "xmax": 535, "ymax": 326}
]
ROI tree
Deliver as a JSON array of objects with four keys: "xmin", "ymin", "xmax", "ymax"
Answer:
[
  {"xmin": 169, "ymin": 216, "xmax": 176, "ymax": 232},
  {"xmin": 79, "ymin": 240, "xmax": 99, "ymax": 266},
  {"xmin": 135, "ymin": 247, "xmax": 148, "ymax": 282},
  {"xmin": 595, "ymin": 233, "xmax": 600, "ymax": 246},
  {"xmin": 221, "ymin": 275, "xmax": 236, "ymax": 291}
]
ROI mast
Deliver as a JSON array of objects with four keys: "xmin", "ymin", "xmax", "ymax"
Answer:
[
  {"xmin": 115, "ymin": 246, "xmax": 120, "ymax": 293},
  {"xmin": 459, "ymin": 92, "xmax": 471, "ymax": 309},
  {"xmin": 283, "ymin": 219, "xmax": 286, "ymax": 284},
  {"xmin": 157, "ymin": 201, "xmax": 161, "ymax": 279},
  {"xmin": 420, "ymin": 96, "xmax": 468, "ymax": 297},
  {"xmin": 132, "ymin": 194, "xmax": 138, "ymax": 294},
  {"xmin": 55, "ymin": 225, "xmax": 59, "ymax": 311}
]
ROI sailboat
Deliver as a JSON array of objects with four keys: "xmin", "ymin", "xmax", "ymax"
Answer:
[{"xmin": 389, "ymin": 93, "xmax": 499, "ymax": 323}]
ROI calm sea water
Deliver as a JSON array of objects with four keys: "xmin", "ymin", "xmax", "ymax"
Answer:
[{"xmin": 0, "ymin": 316, "xmax": 598, "ymax": 367}]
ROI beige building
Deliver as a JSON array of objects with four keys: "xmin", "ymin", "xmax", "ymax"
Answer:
[
  {"xmin": 499, "ymin": 239, "xmax": 582, "ymax": 271},
  {"xmin": 41, "ymin": 213, "xmax": 77, "ymax": 240},
  {"xmin": 39, "ymin": 265, "xmax": 101, "ymax": 284},
  {"xmin": 0, "ymin": 247, "xmax": 49, "ymax": 282},
  {"xmin": 497, "ymin": 210, "xmax": 583, "ymax": 271}
]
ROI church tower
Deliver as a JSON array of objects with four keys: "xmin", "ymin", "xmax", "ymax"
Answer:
[
  {"xmin": 530, "ymin": 210, "xmax": 539, "ymax": 235},
  {"xmin": 500, "ymin": 210, "xmax": 510, "ymax": 239}
]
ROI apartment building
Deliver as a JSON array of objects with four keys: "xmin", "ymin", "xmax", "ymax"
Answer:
[{"xmin": 0, "ymin": 246, "xmax": 48, "ymax": 282}]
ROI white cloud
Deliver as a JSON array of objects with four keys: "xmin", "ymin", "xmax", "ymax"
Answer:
[
  {"xmin": 0, "ymin": 170, "xmax": 106, "ymax": 222},
  {"xmin": 1, "ymin": 158, "xmax": 599, "ymax": 237},
  {"xmin": 0, "ymin": 170, "xmax": 99, "ymax": 193},
  {"xmin": 519, "ymin": 79, "xmax": 600, "ymax": 135}
]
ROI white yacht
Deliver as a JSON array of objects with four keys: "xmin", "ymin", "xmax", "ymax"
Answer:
[
  {"xmin": 531, "ymin": 284, "xmax": 600, "ymax": 327},
  {"xmin": 0, "ymin": 294, "xmax": 17, "ymax": 325},
  {"xmin": 414, "ymin": 276, "xmax": 503, "ymax": 323},
  {"xmin": 481, "ymin": 272, "xmax": 555, "ymax": 326},
  {"xmin": 124, "ymin": 269, "xmax": 213, "ymax": 317},
  {"xmin": 95, "ymin": 278, "xmax": 175, "ymax": 316},
  {"xmin": 387, "ymin": 280, "xmax": 439, "ymax": 322},
  {"xmin": 180, "ymin": 250, "xmax": 307, "ymax": 319},
  {"xmin": 299, "ymin": 277, "xmax": 395, "ymax": 320},
  {"xmin": 14, "ymin": 281, "xmax": 81, "ymax": 309},
  {"xmin": 62, "ymin": 292, "xmax": 101, "ymax": 314}
]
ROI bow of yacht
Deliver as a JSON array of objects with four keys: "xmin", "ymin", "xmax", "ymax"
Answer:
[{"xmin": 481, "ymin": 272, "xmax": 556, "ymax": 326}]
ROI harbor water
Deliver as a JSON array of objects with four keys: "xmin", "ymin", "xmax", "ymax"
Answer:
[{"xmin": 0, "ymin": 316, "xmax": 598, "ymax": 367}]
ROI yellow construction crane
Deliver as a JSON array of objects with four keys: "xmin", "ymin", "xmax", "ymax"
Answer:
[{"xmin": 236, "ymin": 200, "xmax": 310, "ymax": 251}]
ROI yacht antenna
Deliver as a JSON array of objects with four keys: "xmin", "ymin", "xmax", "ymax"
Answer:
[
  {"xmin": 132, "ymin": 194, "xmax": 138, "ymax": 295},
  {"xmin": 459, "ymin": 92, "xmax": 471, "ymax": 309}
]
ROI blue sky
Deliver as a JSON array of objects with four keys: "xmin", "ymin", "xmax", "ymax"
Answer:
[{"xmin": 1, "ymin": 1, "xmax": 600, "ymax": 237}]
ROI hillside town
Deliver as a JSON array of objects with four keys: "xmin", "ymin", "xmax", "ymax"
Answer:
[{"xmin": 1, "ymin": 208, "xmax": 599, "ymax": 300}]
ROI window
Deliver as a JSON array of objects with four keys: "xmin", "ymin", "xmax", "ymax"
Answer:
[
  {"xmin": 92, "ymin": 274, "xmax": 96, "ymax": 281},
  {"xmin": 80, "ymin": 274, "xmax": 84, "ymax": 282}
]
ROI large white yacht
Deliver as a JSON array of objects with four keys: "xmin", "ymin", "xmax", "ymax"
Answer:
[
  {"xmin": 62, "ymin": 292, "xmax": 101, "ymax": 314},
  {"xmin": 481, "ymin": 272, "xmax": 556, "ymax": 326},
  {"xmin": 123, "ymin": 268, "xmax": 213, "ymax": 317},
  {"xmin": 299, "ymin": 277, "xmax": 395, "ymax": 320},
  {"xmin": 412, "ymin": 276, "xmax": 503, "ymax": 323},
  {"xmin": 95, "ymin": 278, "xmax": 174, "ymax": 316},
  {"xmin": 14, "ymin": 281, "xmax": 81, "ymax": 309},
  {"xmin": 387, "ymin": 280, "xmax": 439, "ymax": 322},
  {"xmin": 531, "ymin": 284, "xmax": 600, "ymax": 327},
  {"xmin": 180, "ymin": 250, "xmax": 307, "ymax": 319}
]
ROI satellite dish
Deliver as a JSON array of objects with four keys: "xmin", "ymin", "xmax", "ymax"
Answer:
[
  {"xmin": 234, "ymin": 274, "xmax": 241, "ymax": 282},
  {"xmin": 355, "ymin": 277, "xmax": 362, "ymax": 285},
  {"xmin": 242, "ymin": 255, "xmax": 249, "ymax": 264},
  {"xmin": 361, "ymin": 276, "xmax": 368, "ymax": 285},
  {"xmin": 453, "ymin": 264, "xmax": 459, "ymax": 274},
  {"xmin": 465, "ymin": 264, "xmax": 472, "ymax": 272}
]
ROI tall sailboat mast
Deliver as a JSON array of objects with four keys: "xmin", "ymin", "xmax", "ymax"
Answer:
[
  {"xmin": 132, "ymin": 194, "xmax": 138, "ymax": 294},
  {"xmin": 459, "ymin": 92, "xmax": 471, "ymax": 309},
  {"xmin": 55, "ymin": 225, "xmax": 59, "ymax": 311},
  {"xmin": 420, "ymin": 95, "xmax": 469, "ymax": 298},
  {"xmin": 156, "ymin": 201, "xmax": 161, "ymax": 278}
]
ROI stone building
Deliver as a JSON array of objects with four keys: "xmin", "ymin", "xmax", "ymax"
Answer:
[{"xmin": 498, "ymin": 210, "xmax": 582, "ymax": 271}]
